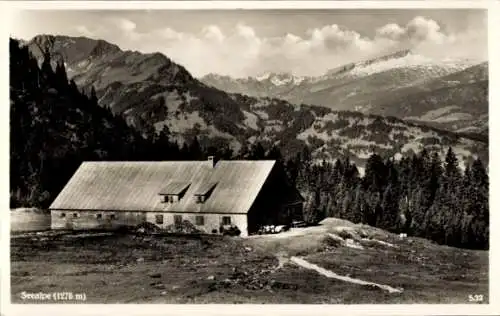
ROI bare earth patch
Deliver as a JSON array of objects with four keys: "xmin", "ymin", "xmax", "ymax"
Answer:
[{"xmin": 11, "ymin": 218, "xmax": 488, "ymax": 304}]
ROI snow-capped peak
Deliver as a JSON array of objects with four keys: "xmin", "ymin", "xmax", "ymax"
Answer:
[
  {"xmin": 324, "ymin": 49, "xmax": 475, "ymax": 79},
  {"xmin": 255, "ymin": 72, "xmax": 271, "ymax": 81},
  {"xmin": 256, "ymin": 72, "xmax": 306, "ymax": 86}
]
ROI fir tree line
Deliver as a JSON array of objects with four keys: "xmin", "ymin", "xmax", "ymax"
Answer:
[{"xmin": 282, "ymin": 147, "xmax": 489, "ymax": 250}]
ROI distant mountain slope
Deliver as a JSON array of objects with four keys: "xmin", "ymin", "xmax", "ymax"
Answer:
[
  {"xmin": 24, "ymin": 35, "xmax": 488, "ymax": 170},
  {"xmin": 27, "ymin": 34, "xmax": 249, "ymax": 150},
  {"xmin": 374, "ymin": 63, "xmax": 488, "ymax": 134},
  {"xmin": 201, "ymin": 50, "xmax": 487, "ymax": 134}
]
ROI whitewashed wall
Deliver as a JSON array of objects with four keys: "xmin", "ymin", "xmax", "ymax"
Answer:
[
  {"xmin": 51, "ymin": 210, "xmax": 146, "ymax": 230},
  {"xmin": 146, "ymin": 212, "xmax": 248, "ymax": 237}
]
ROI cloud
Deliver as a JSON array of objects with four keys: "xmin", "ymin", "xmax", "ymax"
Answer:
[
  {"xmin": 375, "ymin": 23, "xmax": 406, "ymax": 41},
  {"xmin": 114, "ymin": 18, "xmax": 137, "ymax": 33},
  {"xmin": 374, "ymin": 16, "xmax": 444, "ymax": 43},
  {"xmin": 78, "ymin": 15, "xmax": 487, "ymax": 78},
  {"xmin": 405, "ymin": 16, "xmax": 445, "ymax": 44},
  {"xmin": 202, "ymin": 25, "xmax": 225, "ymax": 42},
  {"xmin": 75, "ymin": 25, "xmax": 95, "ymax": 37},
  {"xmin": 308, "ymin": 24, "xmax": 373, "ymax": 52}
]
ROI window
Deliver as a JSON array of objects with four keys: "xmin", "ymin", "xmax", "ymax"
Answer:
[
  {"xmin": 155, "ymin": 214, "xmax": 164, "ymax": 225},
  {"xmin": 73, "ymin": 213, "xmax": 78, "ymax": 218},
  {"xmin": 195, "ymin": 216, "xmax": 204, "ymax": 226},
  {"xmin": 162, "ymin": 195, "xmax": 176, "ymax": 203},
  {"xmin": 174, "ymin": 215, "xmax": 182, "ymax": 226},
  {"xmin": 196, "ymin": 195, "xmax": 205, "ymax": 204},
  {"xmin": 222, "ymin": 216, "xmax": 231, "ymax": 226},
  {"xmin": 60, "ymin": 213, "xmax": 66, "ymax": 218},
  {"xmin": 110, "ymin": 214, "xmax": 116, "ymax": 220},
  {"xmin": 96, "ymin": 214, "xmax": 102, "ymax": 219}
]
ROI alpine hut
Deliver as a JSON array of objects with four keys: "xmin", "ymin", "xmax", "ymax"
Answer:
[{"xmin": 49, "ymin": 157, "xmax": 304, "ymax": 236}]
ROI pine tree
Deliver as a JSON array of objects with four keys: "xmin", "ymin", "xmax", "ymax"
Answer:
[
  {"xmin": 188, "ymin": 136, "xmax": 203, "ymax": 160},
  {"xmin": 468, "ymin": 158, "xmax": 489, "ymax": 249},
  {"xmin": 90, "ymin": 86, "xmax": 98, "ymax": 106},
  {"xmin": 444, "ymin": 147, "xmax": 461, "ymax": 182},
  {"xmin": 40, "ymin": 47, "xmax": 54, "ymax": 84},
  {"xmin": 54, "ymin": 61, "xmax": 68, "ymax": 91},
  {"xmin": 266, "ymin": 145, "xmax": 283, "ymax": 162},
  {"xmin": 363, "ymin": 154, "xmax": 386, "ymax": 192},
  {"xmin": 350, "ymin": 184, "xmax": 364, "ymax": 224},
  {"xmin": 249, "ymin": 142, "xmax": 266, "ymax": 160}
]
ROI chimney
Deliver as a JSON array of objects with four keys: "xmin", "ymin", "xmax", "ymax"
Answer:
[{"xmin": 207, "ymin": 156, "xmax": 217, "ymax": 168}]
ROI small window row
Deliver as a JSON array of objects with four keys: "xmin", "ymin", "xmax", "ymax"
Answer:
[
  {"xmin": 154, "ymin": 215, "xmax": 230, "ymax": 227},
  {"xmin": 161, "ymin": 194, "xmax": 210, "ymax": 204},
  {"xmin": 59, "ymin": 213, "xmax": 116, "ymax": 220}
]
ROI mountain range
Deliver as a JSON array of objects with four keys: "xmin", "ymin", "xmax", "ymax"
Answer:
[
  {"xmin": 201, "ymin": 49, "xmax": 488, "ymax": 136},
  {"xmin": 22, "ymin": 35, "xmax": 488, "ymax": 172}
]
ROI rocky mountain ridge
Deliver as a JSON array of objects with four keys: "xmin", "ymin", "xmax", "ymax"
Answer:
[{"xmin": 200, "ymin": 49, "xmax": 487, "ymax": 135}]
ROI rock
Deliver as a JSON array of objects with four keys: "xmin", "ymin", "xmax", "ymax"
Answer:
[
  {"xmin": 207, "ymin": 275, "xmax": 215, "ymax": 280},
  {"xmin": 358, "ymin": 230, "xmax": 369, "ymax": 238},
  {"xmin": 244, "ymin": 247, "xmax": 253, "ymax": 252},
  {"xmin": 161, "ymin": 291, "xmax": 167, "ymax": 295},
  {"xmin": 136, "ymin": 257, "xmax": 145, "ymax": 263},
  {"xmin": 150, "ymin": 282, "xmax": 165, "ymax": 289}
]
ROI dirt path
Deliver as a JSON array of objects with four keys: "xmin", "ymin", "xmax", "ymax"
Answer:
[{"xmin": 290, "ymin": 256, "xmax": 403, "ymax": 294}]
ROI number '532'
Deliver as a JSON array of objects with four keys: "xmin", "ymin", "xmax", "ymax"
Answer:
[{"xmin": 468, "ymin": 294, "xmax": 484, "ymax": 302}]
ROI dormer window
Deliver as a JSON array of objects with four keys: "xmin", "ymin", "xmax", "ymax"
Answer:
[
  {"xmin": 159, "ymin": 182, "xmax": 191, "ymax": 203},
  {"xmin": 162, "ymin": 195, "xmax": 178, "ymax": 203},
  {"xmin": 194, "ymin": 182, "xmax": 217, "ymax": 204},
  {"xmin": 196, "ymin": 195, "xmax": 205, "ymax": 204}
]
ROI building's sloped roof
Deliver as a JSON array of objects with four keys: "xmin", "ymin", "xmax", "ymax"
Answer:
[
  {"xmin": 159, "ymin": 182, "xmax": 191, "ymax": 195},
  {"xmin": 49, "ymin": 160, "xmax": 277, "ymax": 214}
]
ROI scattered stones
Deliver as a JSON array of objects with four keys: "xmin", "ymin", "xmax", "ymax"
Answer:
[
  {"xmin": 150, "ymin": 282, "xmax": 166, "ymax": 289},
  {"xmin": 244, "ymin": 247, "xmax": 253, "ymax": 252},
  {"xmin": 165, "ymin": 220, "xmax": 203, "ymax": 234},
  {"xmin": 136, "ymin": 257, "xmax": 144, "ymax": 263},
  {"xmin": 207, "ymin": 275, "xmax": 215, "ymax": 280},
  {"xmin": 149, "ymin": 273, "xmax": 161, "ymax": 278}
]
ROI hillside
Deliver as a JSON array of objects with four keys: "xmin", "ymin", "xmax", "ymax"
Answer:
[
  {"xmin": 24, "ymin": 35, "xmax": 488, "ymax": 169},
  {"xmin": 10, "ymin": 38, "xmax": 233, "ymax": 208},
  {"xmin": 201, "ymin": 50, "xmax": 487, "ymax": 135},
  {"xmin": 375, "ymin": 63, "xmax": 488, "ymax": 134},
  {"xmin": 26, "ymin": 34, "xmax": 250, "ymax": 151}
]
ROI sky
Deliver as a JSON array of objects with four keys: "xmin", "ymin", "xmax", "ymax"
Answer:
[{"xmin": 10, "ymin": 9, "xmax": 488, "ymax": 78}]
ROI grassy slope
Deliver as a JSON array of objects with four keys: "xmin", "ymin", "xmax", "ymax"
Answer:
[{"xmin": 11, "ymin": 218, "xmax": 488, "ymax": 304}]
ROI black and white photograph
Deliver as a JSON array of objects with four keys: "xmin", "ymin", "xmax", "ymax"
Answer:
[{"xmin": 3, "ymin": 0, "xmax": 496, "ymax": 310}]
